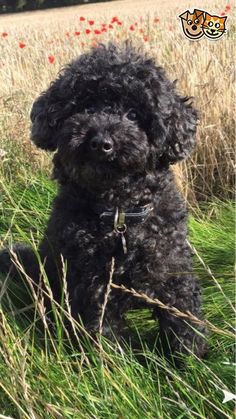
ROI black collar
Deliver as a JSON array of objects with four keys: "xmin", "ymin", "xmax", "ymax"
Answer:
[{"xmin": 93, "ymin": 203, "xmax": 154, "ymax": 227}]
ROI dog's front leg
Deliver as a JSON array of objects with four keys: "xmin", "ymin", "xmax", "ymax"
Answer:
[{"xmin": 154, "ymin": 274, "xmax": 208, "ymax": 364}]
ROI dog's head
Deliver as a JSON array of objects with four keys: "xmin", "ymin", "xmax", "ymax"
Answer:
[
  {"xmin": 31, "ymin": 43, "xmax": 198, "ymax": 190},
  {"xmin": 179, "ymin": 9, "xmax": 205, "ymax": 40}
]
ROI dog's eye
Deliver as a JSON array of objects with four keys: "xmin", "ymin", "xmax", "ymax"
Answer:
[
  {"xmin": 194, "ymin": 18, "xmax": 199, "ymax": 24},
  {"xmin": 208, "ymin": 21, "xmax": 213, "ymax": 27},
  {"xmin": 187, "ymin": 19, "xmax": 192, "ymax": 25},
  {"xmin": 215, "ymin": 22, "xmax": 220, "ymax": 28},
  {"xmin": 127, "ymin": 110, "xmax": 138, "ymax": 121},
  {"xmin": 86, "ymin": 106, "xmax": 96, "ymax": 115}
]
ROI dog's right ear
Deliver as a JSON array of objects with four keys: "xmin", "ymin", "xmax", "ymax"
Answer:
[
  {"xmin": 30, "ymin": 69, "xmax": 77, "ymax": 151},
  {"xmin": 179, "ymin": 10, "xmax": 189, "ymax": 21},
  {"xmin": 30, "ymin": 91, "xmax": 58, "ymax": 151}
]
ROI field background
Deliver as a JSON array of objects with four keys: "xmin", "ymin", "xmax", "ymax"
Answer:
[
  {"xmin": 0, "ymin": 0, "xmax": 235, "ymax": 203},
  {"xmin": 0, "ymin": 1, "xmax": 235, "ymax": 418}
]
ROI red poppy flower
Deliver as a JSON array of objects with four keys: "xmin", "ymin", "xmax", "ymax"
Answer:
[
  {"xmin": 225, "ymin": 4, "xmax": 231, "ymax": 11},
  {"xmin": 154, "ymin": 17, "xmax": 160, "ymax": 23},
  {"xmin": 94, "ymin": 29, "xmax": 101, "ymax": 35},
  {"xmin": 129, "ymin": 25, "xmax": 135, "ymax": 31},
  {"xmin": 220, "ymin": 12, "xmax": 225, "ymax": 16},
  {"xmin": 101, "ymin": 23, "xmax": 106, "ymax": 27},
  {"xmin": 48, "ymin": 55, "xmax": 55, "ymax": 64},
  {"xmin": 19, "ymin": 42, "xmax": 26, "ymax": 49},
  {"xmin": 117, "ymin": 21, "xmax": 122, "ymax": 26},
  {"xmin": 65, "ymin": 31, "xmax": 70, "ymax": 37},
  {"xmin": 80, "ymin": 16, "xmax": 85, "ymax": 21},
  {"xmin": 2, "ymin": 32, "xmax": 8, "ymax": 37},
  {"xmin": 111, "ymin": 16, "xmax": 118, "ymax": 23},
  {"xmin": 74, "ymin": 31, "xmax": 81, "ymax": 36},
  {"xmin": 108, "ymin": 24, "xmax": 113, "ymax": 29},
  {"xmin": 101, "ymin": 27, "xmax": 107, "ymax": 32},
  {"xmin": 143, "ymin": 35, "xmax": 148, "ymax": 42},
  {"xmin": 85, "ymin": 29, "xmax": 91, "ymax": 35},
  {"xmin": 139, "ymin": 28, "xmax": 144, "ymax": 33},
  {"xmin": 88, "ymin": 20, "xmax": 94, "ymax": 25}
]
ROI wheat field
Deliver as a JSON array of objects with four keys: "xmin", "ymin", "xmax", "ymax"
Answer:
[{"xmin": 0, "ymin": 0, "xmax": 235, "ymax": 202}]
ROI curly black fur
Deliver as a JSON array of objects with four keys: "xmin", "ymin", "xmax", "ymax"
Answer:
[{"xmin": 0, "ymin": 43, "xmax": 208, "ymax": 361}]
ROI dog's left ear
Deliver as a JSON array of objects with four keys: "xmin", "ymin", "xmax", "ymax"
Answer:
[{"xmin": 160, "ymin": 92, "xmax": 198, "ymax": 164}]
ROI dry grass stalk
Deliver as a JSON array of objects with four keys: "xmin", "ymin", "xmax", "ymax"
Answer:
[
  {"xmin": 111, "ymin": 283, "xmax": 234, "ymax": 338},
  {"xmin": 99, "ymin": 257, "xmax": 115, "ymax": 336}
]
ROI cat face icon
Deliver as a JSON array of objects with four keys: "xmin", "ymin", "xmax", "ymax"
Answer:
[
  {"xmin": 202, "ymin": 13, "xmax": 227, "ymax": 39},
  {"xmin": 179, "ymin": 9, "xmax": 205, "ymax": 40}
]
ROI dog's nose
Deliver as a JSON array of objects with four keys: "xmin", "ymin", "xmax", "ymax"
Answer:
[
  {"xmin": 192, "ymin": 24, "xmax": 197, "ymax": 30},
  {"xmin": 90, "ymin": 135, "xmax": 113, "ymax": 155}
]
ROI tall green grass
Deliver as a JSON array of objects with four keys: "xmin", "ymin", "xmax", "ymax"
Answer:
[{"xmin": 0, "ymin": 173, "xmax": 235, "ymax": 418}]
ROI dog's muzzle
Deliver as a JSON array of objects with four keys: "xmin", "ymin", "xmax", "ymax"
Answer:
[{"xmin": 90, "ymin": 134, "xmax": 113, "ymax": 156}]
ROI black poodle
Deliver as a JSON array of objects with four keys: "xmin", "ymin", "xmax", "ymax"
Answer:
[{"xmin": 0, "ymin": 43, "xmax": 208, "ymax": 361}]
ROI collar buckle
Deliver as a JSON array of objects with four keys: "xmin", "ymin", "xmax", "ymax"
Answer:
[{"xmin": 114, "ymin": 207, "xmax": 128, "ymax": 254}]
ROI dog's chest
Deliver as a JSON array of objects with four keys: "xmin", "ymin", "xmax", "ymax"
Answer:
[
  {"xmin": 61, "ymin": 217, "xmax": 146, "ymax": 260},
  {"xmin": 60, "ymin": 217, "xmax": 156, "ymax": 294}
]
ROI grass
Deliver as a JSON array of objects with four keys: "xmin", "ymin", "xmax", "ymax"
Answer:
[
  {"xmin": 0, "ymin": 171, "xmax": 235, "ymax": 418},
  {"xmin": 0, "ymin": 1, "xmax": 235, "ymax": 417}
]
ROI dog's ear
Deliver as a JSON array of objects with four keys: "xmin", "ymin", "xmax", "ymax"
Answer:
[
  {"xmin": 30, "ymin": 69, "xmax": 77, "ymax": 151},
  {"xmin": 30, "ymin": 92, "xmax": 58, "ymax": 151},
  {"xmin": 160, "ymin": 92, "xmax": 198, "ymax": 164},
  {"xmin": 194, "ymin": 9, "xmax": 204, "ymax": 19},
  {"xmin": 178, "ymin": 10, "xmax": 189, "ymax": 21},
  {"xmin": 145, "ymin": 62, "xmax": 198, "ymax": 165}
]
